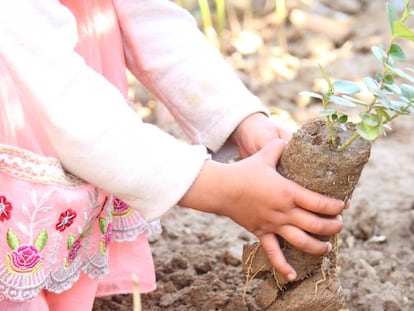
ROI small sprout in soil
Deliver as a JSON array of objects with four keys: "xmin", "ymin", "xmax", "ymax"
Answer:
[{"xmin": 300, "ymin": 1, "xmax": 414, "ymax": 151}]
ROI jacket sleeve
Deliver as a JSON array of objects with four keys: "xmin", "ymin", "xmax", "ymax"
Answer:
[
  {"xmin": 0, "ymin": 1, "xmax": 209, "ymax": 221},
  {"xmin": 112, "ymin": 0, "xmax": 269, "ymax": 158}
]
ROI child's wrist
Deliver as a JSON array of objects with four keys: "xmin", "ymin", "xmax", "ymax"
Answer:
[
  {"xmin": 231, "ymin": 112, "xmax": 268, "ymax": 145},
  {"xmin": 178, "ymin": 160, "xmax": 230, "ymax": 215}
]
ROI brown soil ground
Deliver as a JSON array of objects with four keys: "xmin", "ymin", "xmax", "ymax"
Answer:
[{"xmin": 93, "ymin": 1, "xmax": 414, "ymax": 310}]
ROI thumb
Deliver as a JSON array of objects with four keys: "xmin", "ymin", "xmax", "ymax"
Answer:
[{"xmin": 258, "ymin": 138, "xmax": 287, "ymax": 167}]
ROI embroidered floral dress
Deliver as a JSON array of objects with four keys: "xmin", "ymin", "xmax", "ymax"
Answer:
[
  {"xmin": 0, "ymin": 0, "xmax": 270, "ymax": 309},
  {"xmin": 0, "ymin": 0, "xmax": 159, "ymax": 304}
]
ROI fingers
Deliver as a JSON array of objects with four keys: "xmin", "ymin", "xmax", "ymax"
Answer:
[
  {"xmin": 276, "ymin": 123, "xmax": 294, "ymax": 142},
  {"xmin": 259, "ymin": 138, "xmax": 286, "ymax": 166},
  {"xmin": 289, "ymin": 209, "xmax": 343, "ymax": 236},
  {"xmin": 279, "ymin": 225, "xmax": 332, "ymax": 257},
  {"xmin": 290, "ymin": 182, "xmax": 345, "ymax": 216},
  {"xmin": 259, "ymin": 233, "xmax": 297, "ymax": 281},
  {"xmin": 344, "ymin": 198, "xmax": 351, "ymax": 209},
  {"xmin": 261, "ymin": 142, "xmax": 346, "ymax": 217}
]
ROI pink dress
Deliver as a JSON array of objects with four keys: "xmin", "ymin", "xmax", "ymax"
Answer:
[
  {"xmin": 0, "ymin": 0, "xmax": 157, "ymax": 309},
  {"xmin": 0, "ymin": 0, "xmax": 269, "ymax": 309}
]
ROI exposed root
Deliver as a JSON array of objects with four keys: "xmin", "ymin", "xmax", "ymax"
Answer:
[
  {"xmin": 272, "ymin": 267, "xmax": 283, "ymax": 291},
  {"xmin": 314, "ymin": 265, "xmax": 327, "ymax": 295},
  {"xmin": 314, "ymin": 234, "xmax": 339, "ymax": 295},
  {"xmin": 243, "ymin": 243, "xmax": 265, "ymax": 304},
  {"xmin": 332, "ymin": 234, "xmax": 339, "ymax": 267}
]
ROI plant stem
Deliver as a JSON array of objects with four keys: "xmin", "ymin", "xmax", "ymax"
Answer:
[
  {"xmin": 214, "ymin": 0, "xmax": 226, "ymax": 35},
  {"xmin": 321, "ymin": 90, "xmax": 337, "ymax": 147},
  {"xmin": 338, "ymin": 131, "xmax": 360, "ymax": 152},
  {"xmin": 326, "ymin": 117, "xmax": 337, "ymax": 147},
  {"xmin": 198, "ymin": 0, "xmax": 220, "ymax": 49},
  {"xmin": 198, "ymin": 0, "xmax": 213, "ymax": 31}
]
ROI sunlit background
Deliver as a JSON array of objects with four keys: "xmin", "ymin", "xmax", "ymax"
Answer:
[{"xmin": 127, "ymin": 0, "xmax": 413, "ymax": 138}]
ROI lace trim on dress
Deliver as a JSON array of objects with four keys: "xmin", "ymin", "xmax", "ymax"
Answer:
[
  {"xmin": 0, "ymin": 146, "xmax": 160, "ymax": 302},
  {"xmin": 0, "ymin": 144, "xmax": 85, "ymax": 187},
  {"xmin": 0, "ymin": 189, "xmax": 110, "ymax": 301}
]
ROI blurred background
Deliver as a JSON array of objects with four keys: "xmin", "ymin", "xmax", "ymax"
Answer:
[{"xmin": 127, "ymin": 0, "xmax": 411, "ymax": 139}]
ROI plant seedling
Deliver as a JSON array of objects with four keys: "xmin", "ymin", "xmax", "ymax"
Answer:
[
  {"xmin": 300, "ymin": 0, "xmax": 414, "ymax": 151},
  {"xmin": 242, "ymin": 2, "xmax": 414, "ymax": 310}
]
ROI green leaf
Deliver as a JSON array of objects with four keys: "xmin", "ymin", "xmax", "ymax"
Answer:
[
  {"xmin": 390, "ymin": 100, "xmax": 410, "ymax": 112},
  {"xmin": 393, "ymin": 21, "xmax": 414, "ymax": 41},
  {"xmin": 330, "ymin": 95, "xmax": 357, "ymax": 107},
  {"xmin": 341, "ymin": 95, "xmax": 369, "ymax": 106},
  {"xmin": 359, "ymin": 112, "xmax": 380, "ymax": 127},
  {"xmin": 99, "ymin": 217, "xmax": 107, "ymax": 234},
  {"xmin": 299, "ymin": 91, "xmax": 323, "ymax": 100},
  {"xmin": 374, "ymin": 72, "xmax": 383, "ymax": 82},
  {"xmin": 364, "ymin": 77, "xmax": 385, "ymax": 97},
  {"xmin": 338, "ymin": 114, "xmax": 348, "ymax": 123},
  {"xmin": 6, "ymin": 229, "xmax": 20, "ymax": 250},
  {"xmin": 384, "ymin": 81, "xmax": 401, "ymax": 94},
  {"xmin": 375, "ymin": 108, "xmax": 392, "ymax": 123},
  {"xmin": 80, "ymin": 224, "xmax": 93, "ymax": 238},
  {"xmin": 385, "ymin": 55, "xmax": 395, "ymax": 67},
  {"xmin": 378, "ymin": 97, "xmax": 392, "ymax": 110},
  {"xmin": 386, "ymin": 64, "xmax": 414, "ymax": 82},
  {"xmin": 333, "ymin": 80, "xmax": 361, "ymax": 94},
  {"xmin": 67, "ymin": 234, "xmax": 76, "ymax": 250},
  {"xmin": 387, "ymin": 2, "xmax": 399, "ymax": 34},
  {"xmin": 318, "ymin": 64, "xmax": 333, "ymax": 91},
  {"xmin": 371, "ymin": 45, "xmax": 386, "ymax": 63},
  {"xmin": 400, "ymin": 84, "xmax": 414, "ymax": 100},
  {"xmin": 384, "ymin": 74, "xmax": 394, "ymax": 84},
  {"xmin": 34, "ymin": 230, "xmax": 48, "ymax": 251},
  {"xmin": 389, "ymin": 43, "xmax": 406, "ymax": 61},
  {"xmin": 318, "ymin": 109, "xmax": 336, "ymax": 116},
  {"xmin": 356, "ymin": 122, "xmax": 381, "ymax": 141}
]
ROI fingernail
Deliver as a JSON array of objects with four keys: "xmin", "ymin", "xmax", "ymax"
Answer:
[
  {"xmin": 326, "ymin": 242, "xmax": 333, "ymax": 253},
  {"xmin": 337, "ymin": 214, "xmax": 343, "ymax": 222},
  {"xmin": 287, "ymin": 272, "xmax": 297, "ymax": 281}
]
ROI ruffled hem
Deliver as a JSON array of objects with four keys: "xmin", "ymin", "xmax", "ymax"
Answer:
[{"xmin": 0, "ymin": 221, "xmax": 160, "ymax": 302}]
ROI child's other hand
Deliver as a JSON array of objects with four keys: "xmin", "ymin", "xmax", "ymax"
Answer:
[
  {"xmin": 225, "ymin": 139, "xmax": 344, "ymax": 281},
  {"xmin": 179, "ymin": 139, "xmax": 344, "ymax": 282},
  {"xmin": 231, "ymin": 112, "xmax": 294, "ymax": 158}
]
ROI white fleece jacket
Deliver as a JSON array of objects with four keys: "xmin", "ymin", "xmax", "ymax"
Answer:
[{"xmin": 0, "ymin": 0, "xmax": 268, "ymax": 221}]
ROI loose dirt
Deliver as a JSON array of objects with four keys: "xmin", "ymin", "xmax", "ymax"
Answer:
[{"xmin": 93, "ymin": 1, "xmax": 414, "ymax": 310}]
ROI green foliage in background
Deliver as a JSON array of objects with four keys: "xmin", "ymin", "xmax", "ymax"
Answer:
[
  {"xmin": 175, "ymin": 0, "xmax": 287, "ymax": 50},
  {"xmin": 175, "ymin": 0, "xmax": 226, "ymax": 41}
]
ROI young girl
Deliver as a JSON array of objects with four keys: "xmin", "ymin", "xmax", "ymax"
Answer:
[{"xmin": 0, "ymin": 1, "xmax": 345, "ymax": 310}]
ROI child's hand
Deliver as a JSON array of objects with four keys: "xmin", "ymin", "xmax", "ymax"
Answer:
[
  {"xmin": 179, "ymin": 139, "xmax": 344, "ymax": 282},
  {"xmin": 231, "ymin": 112, "xmax": 294, "ymax": 158}
]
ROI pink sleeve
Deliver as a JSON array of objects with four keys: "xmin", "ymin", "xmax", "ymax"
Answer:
[
  {"xmin": 112, "ymin": 0, "xmax": 269, "ymax": 154},
  {"xmin": 0, "ymin": 1, "xmax": 209, "ymax": 221}
]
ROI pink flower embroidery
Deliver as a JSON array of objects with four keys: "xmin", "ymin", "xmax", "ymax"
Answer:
[
  {"xmin": 67, "ymin": 239, "xmax": 81, "ymax": 263},
  {"xmin": 102, "ymin": 223, "xmax": 113, "ymax": 248},
  {"xmin": 9, "ymin": 245, "xmax": 42, "ymax": 273},
  {"xmin": 99, "ymin": 222, "xmax": 113, "ymax": 255},
  {"xmin": 112, "ymin": 197, "xmax": 131, "ymax": 216},
  {"xmin": 55, "ymin": 209, "xmax": 77, "ymax": 231},
  {"xmin": 0, "ymin": 195, "xmax": 12, "ymax": 221}
]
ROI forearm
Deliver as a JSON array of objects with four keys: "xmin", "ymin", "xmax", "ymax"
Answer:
[
  {"xmin": 0, "ymin": 1, "xmax": 209, "ymax": 221},
  {"xmin": 113, "ymin": 0, "xmax": 269, "ymax": 153}
]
